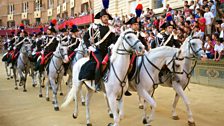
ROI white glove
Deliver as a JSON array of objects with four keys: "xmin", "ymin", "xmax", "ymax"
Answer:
[
  {"xmin": 41, "ymin": 50, "xmax": 44, "ymax": 55},
  {"xmin": 109, "ymin": 44, "xmax": 115, "ymax": 49},
  {"xmin": 88, "ymin": 46, "xmax": 96, "ymax": 52},
  {"xmin": 13, "ymin": 46, "xmax": 16, "ymax": 50}
]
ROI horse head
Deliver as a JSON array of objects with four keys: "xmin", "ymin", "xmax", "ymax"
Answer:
[
  {"xmin": 182, "ymin": 36, "xmax": 206, "ymax": 59},
  {"xmin": 21, "ymin": 38, "xmax": 32, "ymax": 57},
  {"xmin": 112, "ymin": 29, "xmax": 145, "ymax": 57},
  {"xmin": 75, "ymin": 39, "xmax": 89, "ymax": 58},
  {"xmin": 55, "ymin": 41, "xmax": 69, "ymax": 63}
]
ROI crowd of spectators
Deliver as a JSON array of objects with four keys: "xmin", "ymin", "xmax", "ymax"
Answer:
[{"xmin": 112, "ymin": 0, "xmax": 224, "ymax": 61}]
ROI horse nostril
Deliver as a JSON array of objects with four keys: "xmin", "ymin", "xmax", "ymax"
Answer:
[{"xmin": 176, "ymin": 64, "xmax": 180, "ymax": 67}]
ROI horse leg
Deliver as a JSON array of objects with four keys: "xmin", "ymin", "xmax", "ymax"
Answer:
[
  {"xmin": 73, "ymin": 82, "xmax": 81, "ymax": 119},
  {"xmin": 104, "ymin": 93, "xmax": 113, "ymax": 118},
  {"xmin": 172, "ymin": 81, "xmax": 195, "ymax": 126},
  {"xmin": 118, "ymin": 98, "xmax": 124, "ymax": 120},
  {"xmin": 80, "ymin": 87, "xmax": 85, "ymax": 106},
  {"xmin": 85, "ymin": 87, "xmax": 93, "ymax": 126},
  {"xmin": 46, "ymin": 79, "xmax": 50, "ymax": 101},
  {"xmin": 138, "ymin": 95, "xmax": 144, "ymax": 109},
  {"xmin": 23, "ymin": 70, "xmax": 28, "ymax": 92},
  {"xmin": 59, "ymin": 79, "xmax": 63, "ymax": 96},
  {"xmin": 172, "ymin": 93, "xmax": 180, "ymax": 120},
  {"xmin": 38, "ymin": 72, "xmax": 43, "ymax": 97},
  {"xmin": 137, "ymin": 87, "xmax": 156, "ymax": 125},
  {"xmin": 5, "ymin": 63, "xmax": 10, "ymax": 80},
  {"xmin": 107, "ymin": 93, "xmax": 120, "ymax": 126},
  {"xmin": 17, "ymin": 68, "xmax": 24, "ymax": 86},
  {"xmin": 31, "ymin": 67, "xmax": 37, "ymax": 87},
  {"xmin": 13, "ymin": 67, "xmax": 18, "ymax": 90},
  {"xmin": 50, "ymin": 78, "xmax": 59, "ymax": 111}
]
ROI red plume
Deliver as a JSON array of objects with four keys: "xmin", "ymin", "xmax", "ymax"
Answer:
[
  {"xmin": 51, "ymin": 19, "xmax": 57, "ymax": 25},
  {"xmin": 136, "ymin": 4, "xmax": 143, "ymax": 10}
]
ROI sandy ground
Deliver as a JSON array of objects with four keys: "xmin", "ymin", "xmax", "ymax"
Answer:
[{"xmin": 0, "ymin": 61, "xmax": 224, "ymax": 126}]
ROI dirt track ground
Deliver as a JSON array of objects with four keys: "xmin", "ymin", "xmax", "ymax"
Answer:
[{"xmin": 0, "ymin": 60, "xmax": 224, "ymax": 126}]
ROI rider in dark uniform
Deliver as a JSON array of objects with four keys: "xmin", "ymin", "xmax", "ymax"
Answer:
[
  {"xmin": 152, "ymin": 21, "xmax": 181, "ymax": 48},
  {"xmin": 35, "ymin": 19, "xmax": 60, "ymax": 71},
  {"xmin": 82, "ymin": 9, "xmax": 117, "ymax": 91},
  {"xmin": 63, "ymin": 24, "xmax": 81, "ymax": 75}
]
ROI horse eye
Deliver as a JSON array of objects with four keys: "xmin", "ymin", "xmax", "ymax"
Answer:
[
  {"xmin": 127, "ymin": 36, "xmax": 131, "ymax": 39},
  {"xmin": 192, "ymin": 43, "xmax": 195, "ymax": 46}
]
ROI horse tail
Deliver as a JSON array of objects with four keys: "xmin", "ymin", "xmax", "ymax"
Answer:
[{"xmin": 61, "ymin": 85, "xmax": 75, "ymax": 108}]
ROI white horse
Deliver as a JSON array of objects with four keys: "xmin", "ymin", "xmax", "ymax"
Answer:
[
  {"xmin": 128, "ymin": 46, "xmax": 183, "ymax": 125},
  {"xmin": 61, "ymin": 30, "xmax": 145, "ymax": 126},
  {"xmin": 65, "ymin": 40, "xmax": 89, "ymax": 105},
  {"xmin": 2, "ymin": 53, "xmax": 13, "ymax": 80},
  {"xmin": 134, "ymin": 37, "xmax": 205, "ymax": 126},
  {"xmin": 161, "ymin": 37, "xmax": 205, "ymax": 126},
  {"xmin": 46, "ymin": 42, "xmax": 69, "ymax": 111},
  {"xmin": 16, "ymin": 38, "xmax": 32, "ymax": 92}
]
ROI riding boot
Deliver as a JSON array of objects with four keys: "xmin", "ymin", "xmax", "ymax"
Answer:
[
  {"xmin": 95, "ymin": 68, "xmax": 101, "ymax": 92},
  {"xmin": 124, "ymin": 90, "xmax": 132, "ymax": 96}
]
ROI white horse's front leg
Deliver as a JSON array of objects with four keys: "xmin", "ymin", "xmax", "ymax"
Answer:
[
  {"xmin": 138, "ymin": 95, "xmax": 144, "ymax": 109},
  {"xmin": 85, "ymin": 88, "xmax": 93, "ymax": 125},
  {"xmin": 137, "ymin": 86, "xmax": 156, "ymax": 125},
  {"xmin": 5, "ymin": 63, "xmax": 10, "ymax": 80},
  {"xmin": 38, "ymin": 72, "xmax": 43, "ymax": 97},
  {"xmin": 46, "ymin": 79, "xmax": 50, "ymax": 101},
  {"xmin": 107, "ymin": 94, "xmax": 120, "ymax": 126},
  {"xmin": 13, "ymin": 67, "xmax": 18, "ymax": 90},
  {"xmin": 172, "ymin": 81, "xmax": 195, "ymax": 126},
  {"xmin": 104, "ymin": 93, "xmax": 113, "ymax": 118},
  {"xmin": 23, "ymin": 69, "xmax": 28, "ymax": 92},
  {"xmin": 118, "ymin": 98, "xmax": 124, "ymax": 120},
  {"xmin": 172, "ymin": 93, "xmax": 180, "ymax": 120},
  {"xmin": 49, "ymin": 76, "xmax": 60, "ymax": 111}
]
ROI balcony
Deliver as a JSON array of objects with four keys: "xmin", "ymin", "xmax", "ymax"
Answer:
[
  {"xmin": 62, "ymin": 2, "xmax": 67, "ymax": 12},
  {"xmin": 34, "ymin": 11, "xmax": 41, "ymax": 18},
  {"xmin": 57, "ymin": 6, "xmax": 61, "ymax": 15},
  {"xmin": 21, "ymin": 12, "xmax": 28, "ymax": 20},
  {"xmin": 7, "ymin": 14, "xmax": 13, "ymax": 21},
  {"xmin": 47, "ymin": 9, "xmax": 53, "ymax": 17}
]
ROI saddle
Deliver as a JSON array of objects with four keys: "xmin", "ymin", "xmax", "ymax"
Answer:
[{"xmin": 79, "ymin": 52, "xmax": 110, "ymax": 81}]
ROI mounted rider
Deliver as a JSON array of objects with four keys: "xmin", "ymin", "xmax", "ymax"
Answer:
[
  {"xmin": 7, "ymin": 24, "xmax": 27, "ymax": 66},
  {"xmin": 35, "ymin": 19, "xmax": 60, "ymax": 71},
  {"xmin": 152, "ymin": 12, "xmax": 181, "ymax": 48},
  {"xmin": 80, "ymin": 1, "xmax": 117, "ymax": 91},
  {"xmin": 63, "ymin": 23, "xmax": 81, "ymax": 75}
]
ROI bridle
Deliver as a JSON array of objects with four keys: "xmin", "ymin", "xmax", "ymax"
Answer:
[
  {"xmin": 116, "ymin": 31, "xmax": 143, "ymax": 55},
  {"xmin": 187, "ymin": 37, "xmax": 203, "ymax": 59}
]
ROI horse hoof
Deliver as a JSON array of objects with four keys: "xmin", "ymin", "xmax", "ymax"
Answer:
[
  {"xmin": 46, "ymin": 97, "xmax": 50, "ymax": 101},
  {"xmin": 109, "ymin": 113, "xmax": 113, "ymax": 118},
  {"xmin": 16, "ymin": 80, "xmax": 19, "ymax": 82},
  {"xmin": 11, "ymin": 76, "xmax": 13, "ymax": 79},
  {"xmin": 49, "ymin": 87, "xmax": 52, "ymax": 90},
  {"xmin": 54, "ymin": 107, "xmax": 59, "ymax": 111},
  {"xmin": 143, "ymin": 118, "xmax": 148, "ymax": 124},
  {"xmin": 172, "ymin": 116, "xmax": 180, "ymax": 120},
  {"xmin": 23, "ymin": 89, "xmax": 27, "ymax": 92},
  {"xmin": 188, "ymin": 121, "xmax": 196, "ymax": 126},
  {"xmin": 107, "ymin": 123, "xmax": 113, "ymax": 126},
  {"xmin": 60, "ymin": 93, "xmax": 63, "ymax": 96},
  {"xmin": 87, "ymin": 123, "xmax": 92, "ymax": 126},
  {"xmin": 66, "ymin": 82, "xmax": 68, "ymax": 85},
  {"xmin": 72, "ymin": 114, "xmax": 77, "ymax": 119},
  {"xmin": 52, "ymin": 101, "xmax": 55, "ymax": 104},
  {"xmin": 7, "ymin": 78, "xmax": 10, "ymax": 80},
  {"xmin": 15, "ymin": 87, "xmax": 18, "ymax": 90},
  {"xmin": 82, "ymin": 102, "xmax": 85, "ymax": 106},
  {"xmin": 32, "ymin": 84, "xmax": 37, "ymax": 87},
  {"xmin": 39, "ymin": 94, "xmax": 43, "ymax": 98},
  {"xmin": 139, "ymin": 105, "xmax": 144, "ymax": 109},
  {"xmin": 41, "ymin": 85, "xmax": 45, "ymax": 88}
]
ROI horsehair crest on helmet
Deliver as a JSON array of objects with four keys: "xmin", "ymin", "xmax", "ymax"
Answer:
[
  {"xmin": 102, "ymin": 0, "xmax": 109, "ymax": 9},
  {"xmin": 135, "ymin": 4, "xmax": 143, "ymax": 17}
]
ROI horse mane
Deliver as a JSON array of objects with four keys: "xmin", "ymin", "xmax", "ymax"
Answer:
[
  {"xmin": 147, "ymin": 46, "xmax": 179, "ymax": 58},
  {"xmin": 110, "ymin": 32, "xmax": 123, "ymax": 62}
]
